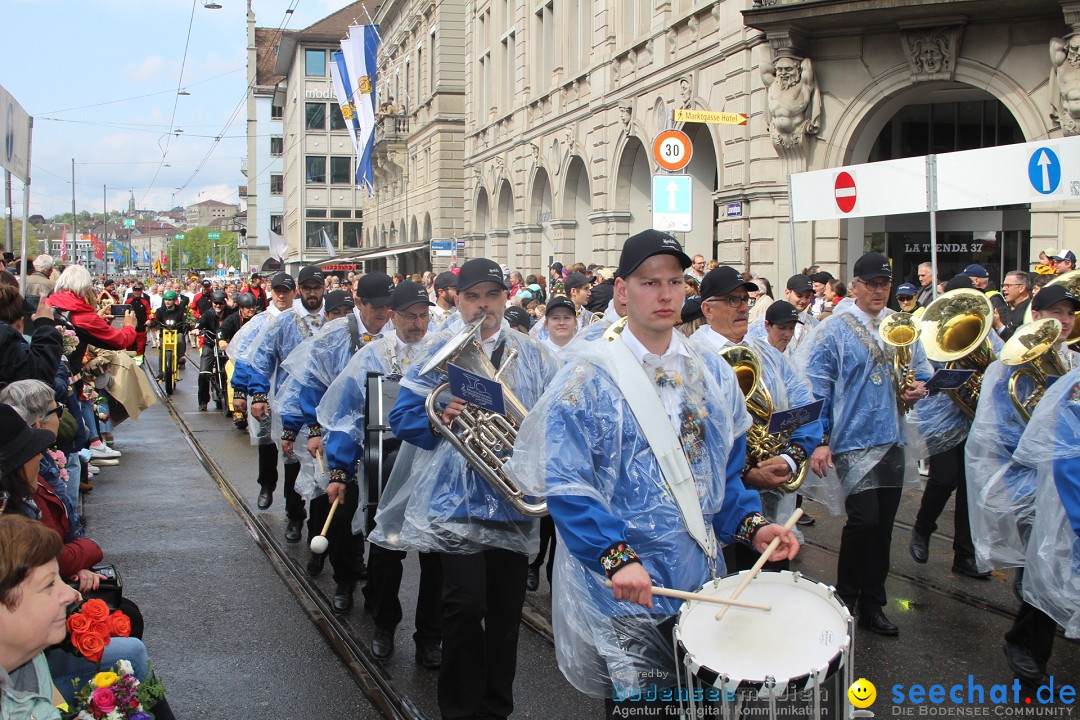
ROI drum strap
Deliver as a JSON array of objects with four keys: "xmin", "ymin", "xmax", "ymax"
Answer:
[{"xmin": 608, "ymin": 336, "xmax": 718, "ymax": 565}]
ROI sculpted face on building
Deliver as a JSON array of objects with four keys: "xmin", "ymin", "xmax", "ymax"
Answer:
[
  {"xmin": 1051, "ymin": 33, "xmax": 1080, "ymax": 135},
  {"xmin": 762, "ymin": 52, "xmax": 821, "ymax": 150}
]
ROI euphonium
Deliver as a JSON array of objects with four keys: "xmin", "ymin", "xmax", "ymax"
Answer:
[
  {"xmin": 920, "ymin": 289, "xmax": 996, "ymax": 418},
  {"xmin": 719, "ymin": 344, "xmax": 808, "ymax": 493},
  {"xmin": 879, "ymin": 312, "xmax": 921, "ymax": 414},
  {"xmin": 999, "ymin": 318, "xmax": 1068, "ymax": 423},
  {"xmin": 421, "ymin": 318, "xmax": 546, "ymax": 517},
  {"xmin": 1023, "ymin": 270, "xmax": 1080, "ymax": 347}
]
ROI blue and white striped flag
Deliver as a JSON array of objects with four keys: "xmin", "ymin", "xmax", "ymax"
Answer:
[
  {"xmin": 341, "ymin": 25, "xmax": 379, "ymax": 196},
  {"xmin": 330, "ymin": 51, "xmax": 362, "ymax": 165}
]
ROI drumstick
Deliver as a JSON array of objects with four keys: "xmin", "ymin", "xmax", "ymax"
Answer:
[
  {"xmin": 313, "ymin": 448, "xmax": 326, "ymax": 479},
  {"xmin": 714, "ymin": 508, "xmax": 803, "ymax": 621},
  {"xmin": 309, "ymin": 498, "xmax": 341, "ymax": 554},
  {"xmin": 604, "ymin": 580, "xmax": 771, "ymax": 611}
]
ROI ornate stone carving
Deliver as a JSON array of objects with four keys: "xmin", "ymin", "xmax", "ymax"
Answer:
[
  {"xmin": 688, "ymin": 16, "xmax": 700, "ymax": 42},
  {"xmin": 761, "ymin": 50, "xmax": 821, "ymax": 150},
  {"xmin": 677, "ymin": 74, "xmax": 695, "ymax": 110},
  {"xmin": 654, "ymin": 97, "xmax": 670, "ymax": 134},
  {"xmin": 901, "ymin": 25, "xmax": 963, "ymax": 82},
  {"xmin": 1051, "ymin": 33, "xmax": 1080, "ymax": 136},
  {"xmin": 667, "ymin": 28, "xmax": 678, "ymax": 57}
]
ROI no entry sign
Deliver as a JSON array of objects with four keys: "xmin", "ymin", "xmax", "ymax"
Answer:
[
  {"xmin": 789, "ymin": 156, "xmax": 928, "ymax": 222},
  {"xmin": 834, "ymin": 172, "xmax": 857, "ymax": 214}
]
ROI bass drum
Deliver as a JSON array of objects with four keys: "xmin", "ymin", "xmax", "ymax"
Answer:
[{"xmin": 361, "ymin": 372, "xmax": 401, "ymax": 536}]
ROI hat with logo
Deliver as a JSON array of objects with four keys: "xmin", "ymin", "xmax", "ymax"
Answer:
[
  {"xmin": 564, "ymin": 272, "xmax": 590, "ymax": 291},
  {"xmin": 323, "ymin": 289, "xmax": 354, "ymax": 315},
  {"xmin": 504, "ymin": 306, "xmax": 533, "ymax": 330},
  {"xmin": 434, "ymin": 271, "xmax": 458, "ymax": 292},
  {"xmin": 1032, "ymin": 283, "xmax": 1080, "ymax": 312},
  {"xmin": 765, "ymin": 300, "xmax": 801, "ymax": 326},
  {"xmin": 270, "ymin": 271, "xmax": 296, "ymax": 291},
  {"xmin": 963, "ymin": 263, "xmax": 989, "ymax": 279},
  {"xmin": 615, "ymin": 229, "xmax": 691, "ymax": 279},
  {"xmin": 545, "ymin": 296, "xmax": 576, "ymax": 316},
  {"xmin": 201, "ymin": 278, "xmax": 212, "ymax": 288},
  {"xmin": 391, "ymin": 281, "xmax": 433, "ymax": 312},
  {"xmin": 297, "ymin": 265, "xmax": 324, "ymax": 287},
  {"xmin": 853, "ymin": 252, "xmax": 892, "ymax": 281},
  {"xmin": 457, "ymin": 258, "xmax": 508, "ymax": 292},
  {"xmin": 700, "ymin": 267, "xmax": 757, "ymax": 300},
  {"xmin": 895, "ymin": 283, "xmax": 918, "ymax": 298},
  {"xmin": 786, "ymin": 274, "xmax": 814, "ymax": 293},
  {"xmin": 356, "ymin": 271, "xmax": 395, "ymax": 307},
  {"xmin": 1053, "ymin": 249, "xmax": 1077, "ymax": 265}
]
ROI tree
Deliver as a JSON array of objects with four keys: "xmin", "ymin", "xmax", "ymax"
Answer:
[
  {"xmin": 164, "ymin": 227, "xmax": 239, "ymax": 274},
  {"xmin": 0, "ymin": 220, "xmax": 42, "ymax": 259}
]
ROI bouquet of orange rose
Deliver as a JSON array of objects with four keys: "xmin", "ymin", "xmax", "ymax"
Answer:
[
  {"xmin": 63, "ymin": 660, "xmax": 165, "ymax": 720},
  {"xmin": 63, "ymin": 598, "xmax": 132, "ymax": 663}
]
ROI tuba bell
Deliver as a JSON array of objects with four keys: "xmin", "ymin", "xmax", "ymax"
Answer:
[
  {"xmin": 920, "ymin": 289, "xmax": 996, "ymax": 418},
  {"xmin": 421, "ymin": 318, "xmax": 546, "ymax": 517},
  {"xmin": 1023, "ymin": 269, "xmax": 1080, "ymax": 347},
  {"xmin": 718, "ymin": 344, "xmax": 808, "ymax": 493},
  {"xmin": 999, "ymin": 317, "xmax": 1068, "ymax": 423},
  {"xmin": 879, "ymin": 312, "xmax": 921, "ymax": 414}
]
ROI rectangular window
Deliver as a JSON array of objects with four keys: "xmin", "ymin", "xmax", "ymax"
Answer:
[
  {"xmin": 305, "ymin": 102, "xmax": 326, "ymax": 130},
  {"xmin": 417, "ymin": 46, "xmax": 423, "ymax": 99},
  {"xmin": 429, "ymin": 29, "xmax": 436, "ymax": 96},
  {"xmin": 502, "ymin": 33, "xmax": 515, "ymax": 109},
  {"xmin": 405, "ymin": 59, "xmax": 411, "ymax": 109},
  {"xmin": 532, "ymin": 2, "xmax": 554, "ymax": 91},
  {"xmin": 622, "ymin": 0, "xmax": 650, "ymax": 43},
  {"xmin": 305, "ymin": 156, "xmax": 326, "ymax": 184},
  {"xmin": 330, "ymin": 104, "xmax": 347, "ymax": 131},
  {"xmin": 305, "ymin": 49, "xmax": 326, "ymax": 77},
  {"xmin": 306, "ymin": 221, "xmax": 337, "ymax": 250},
  {"xmin": 270, "ymin": 136, "xmax": 283, "ymax": 156},
  {"xmin": 271, "ymin": 104, "xmax": 284, "ymax": 119},
  {"xmin": 477, "ymin": 56, "xmax": 487, "ymax": 121},
  {"xmin": 270, "ymin": 214, "xmax": 283, "ymax": 235},
  {"xmin": 330, "ymin": 209, "xmax": 352, "ymax": 219},
  {"xmin": 305, "ymin": 208, "xmax": 327, "ymax": 218},
  {"xmin": 270, "ymin": 175, "xmax": 283, "ymax": 195},
  {"xmin": 343, "ymin": 221, "xmax": 363, "ymax": 249},
  {"xmin": 330, "ymin": 156, "xmax": 352, "ymax": 184}
]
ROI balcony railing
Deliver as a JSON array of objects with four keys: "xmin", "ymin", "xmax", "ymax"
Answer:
[{"xmin": 374, "ymin": 114, "xmax": 410, "ymax": 144}]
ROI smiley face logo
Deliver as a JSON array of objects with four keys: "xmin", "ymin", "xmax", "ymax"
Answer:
[{"xmin": 848, "ymin": 678, "xmax": 876, "ymax": 708}]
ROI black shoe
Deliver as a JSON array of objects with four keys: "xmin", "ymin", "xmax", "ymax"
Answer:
[
  {"xmin": 156, "ymin": 372, "xmax": 164, "ymax": 381},
  {"xmin": 526, "ymin": 566, "xmax": 540, "ymax": 592},
  {"xmin": 909, "ymin": 529, "xmax": 930, "ymax": 564},
  {"xmin": 198, "ymin": 403, "xmax": 208, "ymax": 412},
  {"xmin": 305, "ymin": 553, "xmax": 325, "ymax": 577},
  {"xmin": 355, "ymin": 554, "xmax": 368, "ymax": 581},
  {"xmin": 416, "ymin": 642, "xmax": 442, "ymax": 669},
  {"xmin": 332, "ymin": 584, "xmax": 354, "ymax": 614},
  {"xmin": 257, "ymin": 490, "xmax": 273, "ymax": 510},
  {"xmin": 234, "ymin": 418, "xmax": 248, "ymax": 431},
  {"xmin": 952, "ymin": 556, "xmax": 991, "ymax": 579},
  {"xmin": 1004, "ymin": 642, "xmax": 1043, "ymax": 681},
  {"xmin": 858, "ymin": 609, "xmax": 899, "ymax": 636},
  {"xmin": 371, "ymin": 627, "xmax": 394, "ymax": 659},
  {"xmin": 285, "ymin": 519, "xmax": 303, "ymax": 544},
  {"xmin": 1013, "ymin": 568, "xmax": 1025, "ymax": 603},
  {"xmin": 796, "ymin": 513, "xmax": 815, "ymax": 527}
]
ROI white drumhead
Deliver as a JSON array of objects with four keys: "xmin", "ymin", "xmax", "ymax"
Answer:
[{"xmin": 675, "ymin": 571, "xmax": 851, "ymax": 688}]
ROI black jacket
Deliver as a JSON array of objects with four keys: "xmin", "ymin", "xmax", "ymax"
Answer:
[
  {"xmin": 219, "ymin": 311, "xmax": 250, "ymax": 344},
  {"xmin": 587, "ymin": 280, "xmax": 614, "ymax": 314},
  {"xmin": 0, "ymin": 318, "xmax": 63, "ymax": 386}
]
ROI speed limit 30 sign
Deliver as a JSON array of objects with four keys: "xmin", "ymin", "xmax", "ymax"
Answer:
[{"xmin": 653, "ymin": 129, "xmax": 692, "ymax": 172}]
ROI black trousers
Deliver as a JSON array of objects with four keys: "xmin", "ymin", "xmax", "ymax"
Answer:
[
  {"xmin": 306, "ymin": 483, "xmax": 362, "ymax": 586},
  {"xmin": 913, "ymin": 440, "xmax": 975, "ymax": 560},
  {"xmin": 725, "ymin": 541, "xmax": 790, "ymax": 573},
  {"xmin": 257, "ymin": 442, "xmax": 279, "ymax": 492},
  {"xmin": 1005, "ymin": 601, "xmax": 1057, "ymax": 670},
  {"xmin": 281, "ymin": 457, "xmax": 306, "ymax": 521},
  {"xmin": 363, "ymin": 544, "xmax": 443, "ymax": 643},
  {"xmin": 836, "ymin": 446, "xmax": 904, "ymax": 612},
  {"xmin": 438, "ymin": 549, "xmax": 528, "ymax": 720},
  {"xmin": 603, "ymin": 615, "xmax": 681, "ymax": 719},
  {"xmin": 529, "ymin": 515, "xmax": 557, "ymax": 585},
  {"xmin": 197, "ymin": 348, "xmax": 215, "ymax": 405}
]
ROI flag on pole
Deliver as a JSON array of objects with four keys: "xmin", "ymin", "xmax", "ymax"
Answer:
[
  {"xmin": 206, "ymin": 254, "xmax": 213, "ymax": 266},
  {"xmin": 59, "ymin": 224, "xmax": 68, "ymax": 261},
  {"xmin": 112, "ymin": 246, "xmax": 122, "ymax": 263},
  {"xmin": 341, "ymin": 25, "xmax": 379, "ymax": 195},
  {"xmin": 159, "ymin": 250, "xmax": 169, "ymax": 267},
  {"xmin": 268, "ymin": 230, "xmax": 288, "ymax": 261},
  {"xmin": 92, "ymin": 235, "xmax": 104, "ymax": 261},
  {"xmin": 330, "ymin": 52, "xmax": 363, "ymax": 166},
  {"xmin": 142, "ymin": 248, "xmax": 151, "ymax": 263},
  {"xmin": 183, "ymin": 252, "xmax": 191, "ymax": 265},
  {"xmin": 321, "ymin": 228, "xmax": 337, "ymax": 258}
]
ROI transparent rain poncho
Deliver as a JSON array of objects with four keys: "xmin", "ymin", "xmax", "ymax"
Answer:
[
  {"xmin": 227, "ymin": 310, "xmax": 278, "ymax": 446},
  {"xmin": 796, "ymin": 307, "xmax": 932, "ymax": 511},
  {"xmin": 506, "ymin": 334, "xmax": 753, "ymax": 698},
  {"xmin": 745, "ymin": 310, "xmax": 818, "ymax": 358},
  {"xmin": 386, "ymin": 316, "xmax": 560, "ymax": 554},
  {"xmin": 1013, "ymin": 366, "xmax": 1080, "ymax": 637}
]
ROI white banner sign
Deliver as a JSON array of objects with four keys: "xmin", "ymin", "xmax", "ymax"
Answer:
[
  {"xmin": 789, "ymin": 156, "xmax": 927, "ymax": 222},
  {"xmin": 0, "ymin": 83, "xmax": 31, "ymax": 183}
]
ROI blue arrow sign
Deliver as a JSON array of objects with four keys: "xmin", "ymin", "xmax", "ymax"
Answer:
[{"xmin": 1028, "ymin": 147, "xmax": 1061, "ymax": 195}]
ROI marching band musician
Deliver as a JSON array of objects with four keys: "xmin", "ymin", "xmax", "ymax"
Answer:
[
  {"xmin": 508, "ymin": 231, "xmax": 798, "ymax": 718},
  {"xmin": 689, "ymin": 266, "xmax": 823, "ymax": 571},
  {"xmin": 746, "ymin": 273, "xmax": 818, "ymax": 356},
  {"xmin": 798, "ymin": 252, "xmax": 932, "ymax": 637},
  {"xmin": 317, "ymin": 281, "xmax": 443, "ymax": 666},
  {"xmin": 386, "ymin": 258, "xmax": 559, "ymax": 720},
  {"xmin": 430, "ymin": 271, "xmax": 458, "ymax": 326},
  {"xmin": 531, "ymin": 271, "xmax": 594, "ymax": 341}
]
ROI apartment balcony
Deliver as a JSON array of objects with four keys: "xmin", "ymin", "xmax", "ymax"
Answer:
[{"xmin": 374, "ymin": 114, "xmax": 410, "ymax": 146}]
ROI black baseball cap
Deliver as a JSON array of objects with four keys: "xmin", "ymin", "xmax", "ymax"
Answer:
[
  {"xmin": 392, "ymin": 281, "xmax": 434, "ymax": 312},
  {"xmin": 944, "ymin": 274, "xmax": 974, "ymax": 292},
  {"xmin": 786, "ymin": 274, "xmax": 814, "ymax": 293},
  {"xmin": 504, "ymin": 306, "xmax": 533, "ymax": 331},
  {"xmin": 853, "ymin": 252, "xmax": 892, "ymax": 281},
  {"xmin": 270, "ymin": 271, "xmax": 296, "ymax": 290},
  {"xmin": 615, "ymin": 230, "xmax": 691, "ymax": 279},
  {"xmin": 564, "ymin": 272, "xmax": 589, "ymax": 291},
  {"xmin": 681, "ymin": 297, "xmax": 703, "ymax": 324},
  {"xmin": 250, "ymin": 272, "xmax": 262, "ymax": 280},
  {"xmin": 1053, "ymin": 249, "xmax": 1077, "ymax": 264},
  {"xmin": 1032, "ymin": 283, "xmax": 1080, "ymax": 312},
  {"xmin": 201, "ymin": 278, "xmax": 212, "ymax": 287},
  {"xmin": 356, "ymin": 271, "xmax": 395, "ymax": 307},
  {"xmin": 131, "ymin": 283, "xmax": 143, "ymax": 290},
  {"xmin": 809, "ymin": 271, "xmax": 833, "ymax": 285},
  {"xmin": 434, "ymin": 271, "xmax": 458, "ymax": 291},
  {"xmin": 765, "ymin": 300, "xmax": 801, "ymax": 326},
  {"xmin": 297, "ymin": 265, "xmax": 324, "ymax": 287},
  {"xmin": 700, "ymin": 267, "xmax": 757, "ymax": 300},
  {"xmin": 545, "ymin": 296, "xmax": 576, "ymax": 316},
  {"xmin": 550, "ymin": 262, "xmax": 564, "ymax": 273},
  {"xmin": 457, "ymin": 258, "xmax": 508, "ymax": 292},
  {"xmin": 323, "ymin": 289, "xmax": 354, "ymax": 314}
]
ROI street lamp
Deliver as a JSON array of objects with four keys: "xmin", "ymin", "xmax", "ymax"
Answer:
[
  {"xmin": 178, "ymin": 89, "xmax": 191, "ymax": 96},
  {"xmin": 203, "ymin": 1, "xmax": 222, "ymax": 9}
]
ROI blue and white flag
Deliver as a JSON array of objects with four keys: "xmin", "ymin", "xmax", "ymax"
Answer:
[
  {"xmin": 112, "ymin": 246, "xmax": 123, "ymax": 263},
  {"xmin": 142, "ymin": 248, "xmax": 151, "ymax": 263},
  {"xmin": 341, "ymin": 24, "xmax": 379, "ymax": 195},
  {"xmin": 206, "ymin": 254, "xmax": 213, "ymax": 266},
  {"xmin": 330, "ymin": 51, "xmax": 363, "ymax": 165}
]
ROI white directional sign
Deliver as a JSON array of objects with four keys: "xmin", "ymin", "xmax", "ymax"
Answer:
[
  {"xmin": 789, "ymin": 156, "xmax": 928, "ymax": 222},
  {"xmin": 652, "ymin": 175, "xmax": 692, "ymax": 232},
  {"xmin": 935, "ymin": 135, "xmax": 1080, "ymax": 211}
]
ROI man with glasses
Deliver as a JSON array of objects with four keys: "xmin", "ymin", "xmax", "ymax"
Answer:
[
  {"xmin": 686, "ymin": 254, "xmax": 707, "ymax": 282},
  {"xmin": 894, "ymin": 283, "xmax": 923, "ymax": 317},
  {"xmin": 998, "ymin": 271, "xmax": 1033, "ymax": 342},
  {"xmin": 799, "ymin": 252, "xmax": 932, "ymax": 636}
]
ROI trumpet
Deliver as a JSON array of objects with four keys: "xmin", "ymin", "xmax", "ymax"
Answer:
[
  {"xmin": 421, "ymin": 318, "xmax": 546, "ymax": 517},
  {"xmin": 719, "ymin": 344, "xmax": 807, "ymax": 493},
  {"xmin": 999, "ymin": 318, "xmax": 1068, "ymax": 423},
  {"xmin": 879, "ymin": 312, "xmax": 921, "ymax": 414},
  {"xmin": 920, "ymin": 289, "xmax": 996, "ymax": 418}
]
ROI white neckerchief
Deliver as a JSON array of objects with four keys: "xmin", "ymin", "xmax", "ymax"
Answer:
[
  {"xmin": 849, "ymin": 302, "xmax": 886, "ymax": 350},
  {"xmin": 621, "ymin": 325, "xmax": 691, "ymax": 433},
  {"xmin": 543, "ymin": 335, "xmax": 569, "ymax": 355},
  {"xmin": 480, "ymin": 326, "xmax": 503, "ymax": 360}
]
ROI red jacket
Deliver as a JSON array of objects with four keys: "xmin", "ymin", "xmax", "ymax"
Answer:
[
  {"xmin": 49, "ymin": 291, "xmax": 137, "ymax": 351},
  {"xmin": 35, "ymin": 481, "xmax": 104, "ymax": 579}
]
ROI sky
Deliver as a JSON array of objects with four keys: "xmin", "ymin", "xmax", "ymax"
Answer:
[{"xmin": 1, "ymin": 0, "xmax": 351, "ymax": 219}]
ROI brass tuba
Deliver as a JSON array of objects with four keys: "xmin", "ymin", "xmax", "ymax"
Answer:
[
  {"xmin": 999, "ymin": 318, "xmax": 1068, "ymax": 423},
  {"xmin": 719, "ymin": 344, "xmax": 808, "ymax": 493},
  {"xmin": 1024, "ymin": 270, "xmax": 1080, "ymax": 347},
  {"xmin": 920, "ymin": 289, "xmax": 996, "ymax": 418},
  {"xmin": 879, "ymin": 312, "xmax": 921, "ymax": 414},
  {"xmin": 421, "ymin": 318, "xmax": 546, "ymax": 517}
]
